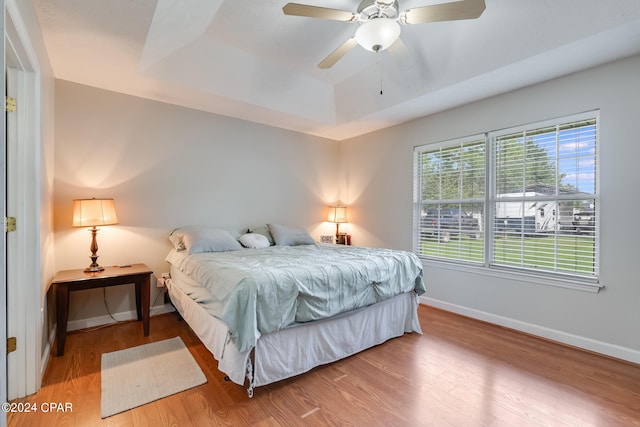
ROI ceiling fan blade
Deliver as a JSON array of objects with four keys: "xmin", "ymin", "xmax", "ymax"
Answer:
[
  {"xmin": 403, "ymin": 0, "xmax": 485, "ymax": 25},
  {"xmin": 283, "ymin": 3, "xmax": 356, "ymax": 22},
  {"xmin": 318, "ymin": 38, "xmax": 358, "ymax": 69}
]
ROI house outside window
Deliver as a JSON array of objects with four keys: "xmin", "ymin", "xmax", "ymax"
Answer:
[{"xmin": 414, "ymin": 111, "xmax": 599, "ymax": 288}]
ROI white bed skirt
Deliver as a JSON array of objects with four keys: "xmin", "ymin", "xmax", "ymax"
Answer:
[{"xmin": 166, "ymin": 270, "xmax": 422, "ymax": 391}]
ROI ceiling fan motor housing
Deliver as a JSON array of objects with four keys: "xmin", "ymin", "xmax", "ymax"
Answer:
[{"xmin": 357, "ymin": 0, "xmax": 400, "ymax": 20}]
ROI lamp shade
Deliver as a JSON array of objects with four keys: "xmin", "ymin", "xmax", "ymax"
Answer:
[
  {"xmin": 72, "ymin": 198, "xmax": 119, "ymax": 227},
  {"xmin": 355, "ymin": 18, "xmax": 401, "ymax": 52},
  {"xmin": 328, "ymin": 206, "xmax": 348, "ymax": 223}
]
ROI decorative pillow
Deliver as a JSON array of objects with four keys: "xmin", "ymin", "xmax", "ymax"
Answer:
[
  {"xmin": 169, "ymin": 226, "xmax": 242, "ymax": 254},
  {"xmin": 169, "ymin": 227, "xmax": 190, "ymax": 250},
  {"xmin": 239, "ymin": 233, "xmax": 271, "ymax": 249},
  {"xmin": 247, "ymin": 226, "xmax": 275, "ymax": 246},
  {"xmin": 267, "ymin": 224, "xmax": 315, "ymax": 246}
]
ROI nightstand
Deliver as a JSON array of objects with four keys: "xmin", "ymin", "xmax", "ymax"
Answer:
[{"xmin": 52, "ymin": 263, "xmax": 153, "ymax": 356}]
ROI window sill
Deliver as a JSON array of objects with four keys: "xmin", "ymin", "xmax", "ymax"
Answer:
[{"xmin": 420, "ymin": 257, "xmax": 603, "ymax": 293}]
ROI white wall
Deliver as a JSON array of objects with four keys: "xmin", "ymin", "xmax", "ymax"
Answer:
[
  {"xmin": 342, "ymin": 54, "xmax": 640, "ymax": 362},
  {"xmin": 53, "ymin": 81, "xmax": 341, "ymax": 328}
]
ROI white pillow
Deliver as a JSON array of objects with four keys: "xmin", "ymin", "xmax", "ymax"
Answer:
[
  {"xmin": 267, "ymin": 224, "xmax": 315, "ymax": 246},
  {"xmin": 239, "ymin": 233, "xmax": 271, "ymax": 249},
  {"xmin": 247, "ymin": 226, "xmax": 275, "ymax": 246}
]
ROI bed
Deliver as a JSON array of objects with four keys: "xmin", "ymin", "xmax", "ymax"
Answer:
[{"xmin": 164, "ymin": 224, "xmax": 425, "ymax": 396}]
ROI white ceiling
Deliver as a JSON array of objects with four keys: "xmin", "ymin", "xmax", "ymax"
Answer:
[{"xmin": 32, "ymin": 0, "xmax": 640, "ymax": 141}]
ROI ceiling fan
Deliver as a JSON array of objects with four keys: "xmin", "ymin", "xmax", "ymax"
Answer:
[{"xmin": 282, "ymin": 0, "xmax": 486, "ymax": 68}]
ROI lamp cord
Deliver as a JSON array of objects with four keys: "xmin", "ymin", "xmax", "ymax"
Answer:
[
  {"xmin": 102, "ymin": 287, "xmax": 119, "ymax": 323},
  {"xmin": 76, "ymin": 287, "xmax": 164, "ymax": 333},
  {"xmin": 102, "ymin": 287, "xmax": 163, "ymax": 322}
]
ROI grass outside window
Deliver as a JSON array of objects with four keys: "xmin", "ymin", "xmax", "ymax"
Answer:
[{"xmin": 421, "ymin": 234, "xmax": 596, "ymax": 275}]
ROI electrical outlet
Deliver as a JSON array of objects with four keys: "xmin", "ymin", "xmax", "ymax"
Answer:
[{"xmin": 158, "ymin": 272, "xmax": 171, "ymax": 288}]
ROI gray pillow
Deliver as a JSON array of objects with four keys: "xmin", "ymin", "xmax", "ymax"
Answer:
[
  {"xmin": 267, "ymin": 224, "xmax": 315, "ymax": 246},
  {"xmin": 169, "ymin": 227, "xmax": 242, "ymax": 254}
]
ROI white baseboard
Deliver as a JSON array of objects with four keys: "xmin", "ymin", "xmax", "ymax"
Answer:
[
  {"xmin": 66, "ymin": 304, "xmax": 175, "ymax": 332},
  {"xmin": 40, "ymin": 328, "xmax": 57, "ymax": 383},
  {"xmin": 420, "ymin": 296, "xmax": 640, "ymax": 365}
]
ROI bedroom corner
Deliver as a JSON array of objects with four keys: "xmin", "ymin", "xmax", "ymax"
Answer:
[{"xmin": 51, "ymin": 80, "xmax": 344, "ymax": 333}]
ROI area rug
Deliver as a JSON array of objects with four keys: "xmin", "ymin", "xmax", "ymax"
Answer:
[{"xmin": 101, "ymin": 336, "xmax": 207, "ymax": 418}]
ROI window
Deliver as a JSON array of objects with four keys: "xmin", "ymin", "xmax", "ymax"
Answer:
[
  {"xmin": 414, "ymin": 112, "xmax": 599, "ymax": 284},
  {"xmin": 414, "ymin": 136, "xmax": 485, "ymax": 263}
]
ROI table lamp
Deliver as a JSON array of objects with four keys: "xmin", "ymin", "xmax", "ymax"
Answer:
[
  {"xmin": 328, "ymin": 206, "xmax": 347, "ymax": 243},
  {"xmin": 72, "ymin": 198, "xmax": 119, "ymax": 272}
]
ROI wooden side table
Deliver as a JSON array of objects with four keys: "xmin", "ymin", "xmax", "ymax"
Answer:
[{"xmin": 52, "ymin": 263, "xmax": 153, "ymax": 356}]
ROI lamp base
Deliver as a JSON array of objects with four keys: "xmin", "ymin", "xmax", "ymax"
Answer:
[{"xmin": 84, "ymin": 254, "xmax": 104, "ymax": 273}]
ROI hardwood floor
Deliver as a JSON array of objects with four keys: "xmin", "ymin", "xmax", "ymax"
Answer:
[{"xmin": 8, "ymin": 305, "xmax": 640, "ymax": 426}]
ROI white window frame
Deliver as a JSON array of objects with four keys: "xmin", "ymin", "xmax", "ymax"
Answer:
[{"xmin": 414, "ymin": 111, "xmax": 601, "ymax": 292}]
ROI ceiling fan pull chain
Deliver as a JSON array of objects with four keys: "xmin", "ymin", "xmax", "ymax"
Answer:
[{"xmin": 379, "ymin": 54, "xmax": 384, "ymax": 95}]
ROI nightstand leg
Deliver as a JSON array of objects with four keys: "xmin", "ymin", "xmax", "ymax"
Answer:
[
  {"xmin": 135, "ymin": 281, "xmax": 142, "ymax": 321},
  {"xmin": 56, "ymin": 284, "xmax": 69, "ymax": 356},
  {"xmin": 136, "ymin": 276, "xmax": 150, "ymax": 336}
]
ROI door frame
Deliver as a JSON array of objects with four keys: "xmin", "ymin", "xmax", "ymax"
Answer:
[
  {"xmin": 4, "ymin": 0, "xmax": 42, "ymax": 402},
  {"xmin": 1, "ymin": 0, "xmax": 7, "ymax": 423}
]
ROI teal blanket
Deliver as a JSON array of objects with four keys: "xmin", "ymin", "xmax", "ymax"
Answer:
[{"xmin": 166, "ymin": 244, "xmax": 425, "ymax": 352}]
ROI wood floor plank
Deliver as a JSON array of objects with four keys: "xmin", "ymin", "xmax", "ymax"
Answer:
[{"xmin": 7, "ymin": 306, "xmax": 640, "ymax": 426}]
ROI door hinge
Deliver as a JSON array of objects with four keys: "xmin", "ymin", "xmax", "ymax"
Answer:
[
  {"xmin": 7, "ymin": 337, "xmax": 17, "ymax": 353},
  {"xmin": 5, "ymin": 216, "xmax": 17, "ymax": 232},
  {"xmin": 5, "ymin": 96, "xmax": 16, "ymax": 112}
]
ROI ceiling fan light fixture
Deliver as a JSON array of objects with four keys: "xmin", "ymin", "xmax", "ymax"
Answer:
[{"xmin": 354, "ymin": 18, "xmax": 401, "ymax": 52}]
